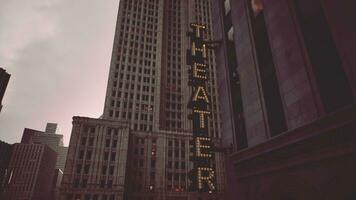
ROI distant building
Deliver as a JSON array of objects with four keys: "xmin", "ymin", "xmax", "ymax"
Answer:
[
  {"xmin": 2, "ymin": 143, "xmax": 57, "ymax": 200},
  {"xmin": 0, "ymin": 140, "xmax": 12, "ymax": 198},
  {"xmin": 59, "ymin": 117, "xmax": 130, "ymax": 200},
  {"xmin": 46, "ymin": 122, "xmax": 60, "ymax": 134},
  {"xmin": 0, "ymin": 67, "xmax": 10, "ymax": 112},
  {"xmin": 212, "ymin": 0, "xmax": 356, "ymax": 199},
  {"xmin": 21, "ymin": 123, "xmax": 68, "ymax": 171}
]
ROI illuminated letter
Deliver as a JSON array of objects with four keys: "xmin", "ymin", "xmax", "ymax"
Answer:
[
  {"xmin": 196, "ymin": 137, "xmax": 211, "ymax": 158},
  {"xmin": 197, "ymin": 167, "xmax": 216, "ymax": 191},
  {"xmin": 192, "ymin": 42, "xmax": 207, "ymax": 58},
  {"xmin": 191, "ymin": 23, "xmax": 206, "ymax": 38},
  {"xmin": 194, "ymin": 110, "xmax": 210, "ymax": 128},
  {"xmin": 193, "ymin": 63, "xmax": 207, "ymax": 80},
  {"xmin": 193, "ymin": 86, "xmax": 209, "ymax": 103}
]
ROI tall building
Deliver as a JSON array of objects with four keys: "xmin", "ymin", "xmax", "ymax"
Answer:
[
  {"xmin": 0, "ymin": 67, "xmax": 10, "ymax": 112},
  {"xmin": 2, "ymin": 143, "xmax": 57, "ymax": 200},
  {"xmin": 212, "ymin": 0, "xmax": 356, "ymax": 199},
  {"xmin": 0, "ymin": 140, "xmax": 12, "ymax": 198},
  {"xmin": 59, "ymin": 117, "xmax": 130, "ymax": 200},
  {"xmin": 100, "ymin": 0, "xmax": 224, "ymax": 199},
  {"xmin": 21, "ymin": 123, "xmax": 68, "ymax": 171},
  {"xmin": 60, "ymin": 1, "xmax": 225, "ymax": 199}
]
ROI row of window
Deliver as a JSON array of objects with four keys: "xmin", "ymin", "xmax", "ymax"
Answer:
[
  {"xmin": 167, "ymin": 172, "xmax": 186, "ymax": 181},
  {"xmin": 69, "ymin": 193, "xmax": 116, "ymax": 200},
  {"xmin": 167, "ymin": 161, "xmax": 186, "ymax": 169}
]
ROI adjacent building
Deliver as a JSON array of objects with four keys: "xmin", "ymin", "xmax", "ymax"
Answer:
[
  {"xmin": 0, "ymin": 140, "xmax": 12, "ymax": 198},
  {"xmin": 21, "ymin": 123, "xmax": 68, "ymax": 171},
  {"xmin": 0, "ymin": 67, "xmax": 10, "ymax": 112},
  {"xmin": 212, "ymin": 0, "xmax": 356, "ymax": 199},
  {"xmin": 59, "ymin": 117, "xmax": 130, "ymax": 200},
  {"xmin": 2, "ymin": 143, "xmax": 57, "ymax": 200}
]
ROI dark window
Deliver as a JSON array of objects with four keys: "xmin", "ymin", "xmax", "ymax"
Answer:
[
  {"xmin": 110, "ymin": 152, "xmax": 116, "ymax": 161},
  {"xmin": 84, "ymin": 164, "xmax": 90, "ymax": 174},
  {"xmin": 109, "ymin": 166, "xmax": 114, "ymax": 175},
  {"xmin": 112, "ymin": 140, "xmax": 117, "ymax": 148},
  {"xmin": 104, "ymin": 152, "xmax": 109, "ymax": 160},
  {"xmin": 86, "ymin": 151, "xmax": 92, "ymax": 160},
  {"xmin": 76, "ymin": 164, "xmax": 82, "ymax": 174},
  {"xmin": 79, "ymin": 150, "xmax": 84, "ymax": 159},
  {"xmin": 89, "ymin": 137, "xmax": 94, "ymax": 146},
  {"xmin": 82, "ymin": 179, "xmax": 87, "ymax": 188},
  {"xmin": 102, "ymin": 165, "xmax": 107, "ymax": 175},
  {"xmin": 106, "ymin": 139, "xmax": 111, "ymax": 147},
  {"xmin": 81, "ymin": 137, "xmax": 87, "ymax": 146}
]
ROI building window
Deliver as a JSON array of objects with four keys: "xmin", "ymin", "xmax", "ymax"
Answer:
[
  {"xmin": 104, "ymin": 152, "xmax": 109, "ymax": 160},
  {"xmin": 81, "ymin": 137, "xmax": 87, "ymax": 146},
  {"xmin": 84, "ymin": 164, "xmax": 90, "ymax": 174},
  {"xmin": 86, "ymin": 151, "xmax": 92, "ymax": 160},
  {"xmin": 112, "ymin": 140, "xmax": 117, "ymax": 148},
  {"xmin": 106, "ymin": 139, "xmax": 111, "ymax": 147},
  {"xmin": 109, "ymin": 166, "xmax": 114, "ymax": 175},
  {"xmin": 110, "ymin": 152, "xmax": 116, "ymax": 161},
  {"xmin": 151, "ymin": 160, "xmax": 156, "ymax": 168},
  {"xmin": 74, "ymin": 164, "xmax": 81, "ymax": 175},
  {"xmin": 102, "ymin": 165, "xmax": 107, "ymax": 175},
  {"xmin": 89, "ymin": 137, "xmax": 94, "ymax": 146},
  {"xmin": 79, "ymin": 150, "xmax": 84, "ymax": 159},
  {"xmin": 82, "ymin": 179, "xmax": 87, "ymax": 188}
]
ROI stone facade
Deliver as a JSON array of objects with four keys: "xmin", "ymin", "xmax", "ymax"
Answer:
[
  {"xmin": 59, "ymin": 117, "xmax": 130, "ymax": 200},
  {"xmin": 212, "ymin": 0, "xmax": 356, "ymax": 199}
]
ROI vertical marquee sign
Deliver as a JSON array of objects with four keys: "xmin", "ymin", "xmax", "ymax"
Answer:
[{"xmin": 187, "ymin": 23, "xmax": 216, "ymax": 192}]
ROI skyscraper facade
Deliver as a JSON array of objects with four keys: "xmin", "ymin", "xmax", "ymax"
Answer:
[
  {"xmin": 101, "ymin": 0, "xmax": 225, "ymax": 199},
  {"xmin": 212, "ymin": 0, "xmax": 356, "ymax": 199},
  {"xmin": 0, "ymin": 67, "xmax": 10, "ymax": 112}
]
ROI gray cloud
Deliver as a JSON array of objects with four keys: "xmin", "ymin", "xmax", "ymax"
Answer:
[{"xmin": 0, "ymin": 0, "xmax": 119, "ymax": 145}]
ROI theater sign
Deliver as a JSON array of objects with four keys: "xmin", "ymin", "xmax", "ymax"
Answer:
[{"xmin": 187, "ymin": 23, "xmax": 216, "ymax": 192}]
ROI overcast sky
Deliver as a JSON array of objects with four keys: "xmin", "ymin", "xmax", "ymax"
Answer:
[{"xmin": 0, "ymin": 0, "xmax": 120, "ymax": 145}]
